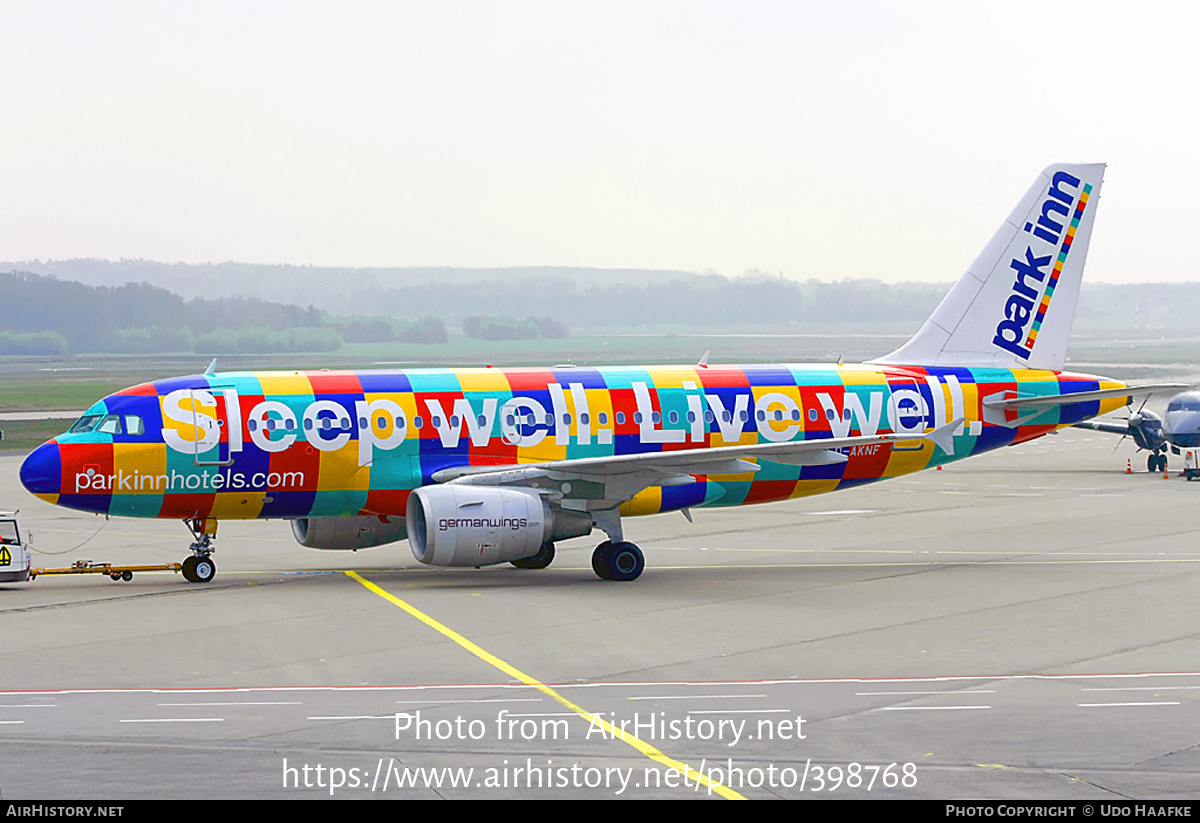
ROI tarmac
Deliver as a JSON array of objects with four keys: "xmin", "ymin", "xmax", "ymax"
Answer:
[{"xmin": 1, "ymin": 428, "xmax": 1198, "ymax": 799}]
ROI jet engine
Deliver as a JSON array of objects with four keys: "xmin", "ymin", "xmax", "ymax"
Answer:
[
  {"xmin": 406, "ymin": 485, "xmax": 591, "ymax": 567},
  {"xmin": 291, "ymin": 515, "xmax": 407, "ymax": 550}
]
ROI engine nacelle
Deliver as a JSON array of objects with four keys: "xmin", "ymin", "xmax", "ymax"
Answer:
[
  {"xmin": 291, "ymin": 516, "xmax": 407, "ymax": 550},
  {"xmin": 407, "ymin": 485, "xmax": 566, "ymax": 567}
]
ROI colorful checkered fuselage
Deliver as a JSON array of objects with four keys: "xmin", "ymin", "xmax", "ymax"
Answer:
[{"xmin": 27, "ymin": 364, "xmax": 1127, "ymax": 521}]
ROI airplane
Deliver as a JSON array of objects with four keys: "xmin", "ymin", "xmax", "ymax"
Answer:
[
  {"xmin": 1074, "ymin": 390, "xmax": 1200, "ymax": 471},
  {"xmin": 18, "ymin": 163, "xmax": 1180, "ymax": 583}
]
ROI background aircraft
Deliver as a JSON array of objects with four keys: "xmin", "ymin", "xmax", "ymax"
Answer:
[{"xmin": 1074, "ymin": 390, "xmax": 1200, "ymax": 471}]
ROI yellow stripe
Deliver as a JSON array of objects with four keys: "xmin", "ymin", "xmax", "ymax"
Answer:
[{"xmin": 345, "ymin": 570, "xmax": 745, "ymax": 799}]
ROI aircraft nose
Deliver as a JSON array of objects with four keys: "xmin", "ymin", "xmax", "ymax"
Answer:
[
  {"xmin": 20, "ymin": 442, "xmax": 61, "ymax": 496},
  {"xmin": 1165, "ymin": 411, "xmax": 1200, "ymax": 448}
]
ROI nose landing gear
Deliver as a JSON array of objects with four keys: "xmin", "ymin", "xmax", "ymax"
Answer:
[{"xmin": 182, "ymin": 518, "xmax": 218, "ymax": 583}]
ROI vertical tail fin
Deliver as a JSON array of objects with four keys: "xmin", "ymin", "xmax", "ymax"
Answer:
[{"xmin": 873, "ymin": 163, "xmax": 1105, "ymax": 371}]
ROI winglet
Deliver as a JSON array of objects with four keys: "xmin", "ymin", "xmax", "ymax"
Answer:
[
  {"xmin": 204, "ymin": 358, "xmax": 218, "ymax": 375},
  {"xmin": 925, "ymin": 417, "xmax": 964, "ymax": 456},
  {"xmin": 697, "ymin": 350, "xmax": 711, "ymax": 368}
]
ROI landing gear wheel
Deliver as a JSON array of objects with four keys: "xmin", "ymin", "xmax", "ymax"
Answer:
[
  {"xmin": 511, "ymin": 541, "xmax": 556, "ymax": 569},
  {"xmin": 182, "ymin": 555, "xmax": 216, "ymax": 583},
  {"xmin": 591, "ymin": 541, "xmax": 644, "ymax": 581},
  {"xmin": 191, "ymin": 556, "xmax": 216, "ymax": 583},
  {"xmin": 1159, "ymin": 454, "xmax": 1169, "ymax": 473},
  {"xmin": 1148, "ymin": 454, "xmax": 1158, "ymax": 472},
  {"xmin": 592, "ymin": 541, "xmax": 612, "ymax": 579},
  {"xmin": 607, "ymin": 542, "xmax": 644, "ymax": 582}
]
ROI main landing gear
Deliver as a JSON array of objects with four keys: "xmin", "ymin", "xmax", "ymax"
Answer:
[
  {"xmin": 508, "ymin": 511, "xmax": 646, "ymax": 582},
  {"xmin": 182, "ymin": 518, "xmax": 217, "ymax": 583},
  {"xmin": 508, "ymin": 538, "xmax": 646, "ymax": 581},
  {"xmin": 1148, "ymin": 452, "xmax": 1168, "ymax": 473},
  {"xmin": 591, "ymin": 541, "xmax": 645, "ymax": 582}
]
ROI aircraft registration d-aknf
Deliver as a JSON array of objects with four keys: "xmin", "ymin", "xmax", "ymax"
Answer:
[
  {"xmin": 1074, "ymin": 390, "xmax": 1200, "ymax": 472},
  {"xmin": 19, "ymin": 164, "xmax": 1173, "ymax": 583}
]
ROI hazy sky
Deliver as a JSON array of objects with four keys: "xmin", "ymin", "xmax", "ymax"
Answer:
[{"xmin": 3, "ymin": 1, "xmax": 1197, "ymax": 283}]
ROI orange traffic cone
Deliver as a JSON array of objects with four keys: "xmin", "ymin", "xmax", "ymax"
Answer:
[{"xmin": 1126, "ymin": 459, "xmax": 1132, "ymax": 474}]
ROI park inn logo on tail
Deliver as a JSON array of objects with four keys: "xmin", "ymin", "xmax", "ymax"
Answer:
[{"xmin": 992, "ymin": 170, "xmax": 1092, "ymax": 360}]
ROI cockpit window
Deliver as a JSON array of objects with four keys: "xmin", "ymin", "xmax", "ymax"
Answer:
[
  {"xmin": 1167, "ymin": 398, "xmax": 1200, "ymax": 412},
  {"xmin": 68, "ymin": 414, "xmax": 103, "ymax": 433},
  {"xmin": 67, "ymin": 412, "xmax": 145, "ymax": 436},
  {"xmin": 96, "ymin": 415, "xmax": 123, "ymax": 435}
]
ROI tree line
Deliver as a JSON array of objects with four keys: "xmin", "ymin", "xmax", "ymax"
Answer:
[
  {"xmin": 0, "ymin": 270, "xmax": 577, "ymax": 356},
  {"xmin": 0, "ymin": 271, "xmax": 449, "ymax": 355}
]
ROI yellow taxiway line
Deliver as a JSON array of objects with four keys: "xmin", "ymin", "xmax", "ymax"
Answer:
[{"xmin": 345, "ymin": 570, "xmax": 744, "ymax": 800}]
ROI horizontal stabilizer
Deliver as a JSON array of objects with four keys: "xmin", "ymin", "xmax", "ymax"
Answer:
[{"xmin": 982, "ymin": 384, "xmax": 1189, "ymax": 411}]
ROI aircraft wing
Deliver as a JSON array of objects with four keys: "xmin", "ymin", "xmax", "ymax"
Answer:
[
  {"xmin": 1071, "ymin": 419, "xmax": 1133, "ymax": 436},
  {"xmin": 431, "ymin": 420, "xmax": 962, "ymax": 509},
  {"xmin": 981, "ymin": 383, "xmax": 1189, "ymax": 411}
]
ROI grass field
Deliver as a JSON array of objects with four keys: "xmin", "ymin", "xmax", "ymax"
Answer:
[
  {"xmin": 0, "ymin": 331, "xmax": 913, "ymax": 412},
  {"xmin": 0, "ymin": 382, "xmax": 138, "ymax": 413},
  {"xmin": 0, "ymin": 419, "xmax": 76, "ymax": 452}
]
